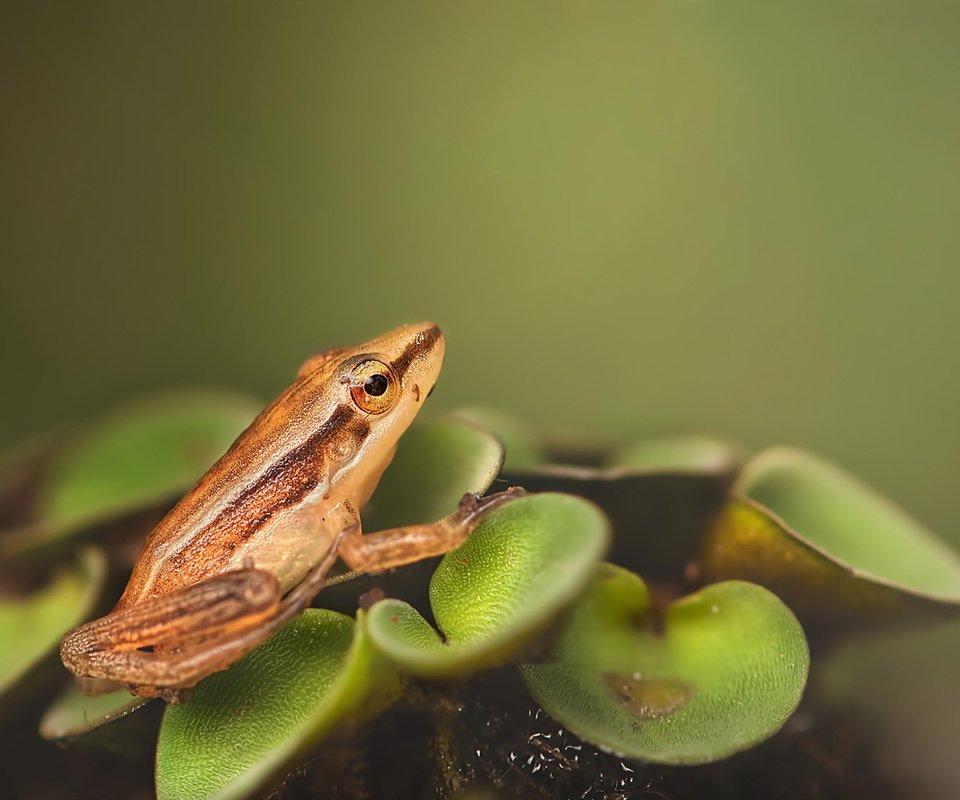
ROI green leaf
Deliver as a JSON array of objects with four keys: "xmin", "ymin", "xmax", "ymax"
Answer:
[
  {"xmin": 451, "ymin": 407, "xmax": 547, "ymax": 469},
  {"xmin": 156, "ymin": 609, "xmax": 401, "ymax": 800},
  {"xmin": 365, "ymin": 492, "xmax": 609, "ymax": 677},
  {"xmin": 39, "ymin": 683, "xmax": 149, "ymax": 740},
  {"xmin": 1, "ymin": 390, "xmax": 260, "ymax": 556},
  {"xmin": 0, "ymin": 548, "xmax": 106, "ymax": 702},
  {"xmin": 363, "ymin": 417, "xmax": 505, "ymax": 531},
  {"xmin": 609, "ymin": 435, "xmax": 745, "ymax": 474},
  {"xmin": 702, "ymin": 448, "xmax": 960, "ymax": 631},
  {"xmin": 521, "ymin": 564, "xmax": 809, "ymax": 765},
  {"xmin": 742, "ymin": 448, "xmax": 960, "ymax": 598},
  {"xmin": 42, "ymin": 390, "xmax": 260, "ymax": 524}
]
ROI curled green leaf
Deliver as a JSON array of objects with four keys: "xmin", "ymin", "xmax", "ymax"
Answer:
[
  {"xmin": 451, "ymin": 407, "xmax": 547, "ymax": 469},
  {"xmin": 609, "ymin": 435, "xmax": 746, "ymax": 474},
  {"xmin": 0, "ymin": 548, "xmax": 106, "ymax": 703},
  {"xmin": 522, "ymin": 564, "xmax": 809, "ymax": 764},
  {"xmin": 365, "ymin": 492, "xmax": 609, "ymax": 677},
  {"xmin": 702, "ymin": 448, "xmax": 960, "ymax": 631},
  {"xmin": 41, "ymin": 390, "xmax": 260, "ymax": 524},
  {"xmin": 2, "ymin": 391, "xmax": 260, "ymax": 556},
  {"xmin": 39, "ymin": 683, "xmax": 149, "ymax": 741},
  {"xmin": 156, "ymin": 609, "xmax": 400, "ymax": 800}
]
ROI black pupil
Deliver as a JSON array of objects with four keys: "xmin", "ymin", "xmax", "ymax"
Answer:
[{"xmin": 364, "ymin": 373, "xmax": 389, "ymax": 397}]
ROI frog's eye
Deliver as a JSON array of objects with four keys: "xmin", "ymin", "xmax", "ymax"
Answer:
[{"xmin": 349, "ymin": 360, "xmax": 399, "ymax": 414}]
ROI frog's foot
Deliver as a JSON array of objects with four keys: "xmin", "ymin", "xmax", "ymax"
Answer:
[
  {"xmin": 127, "ymin": 683, "xmax": 191, "ymax": 704},
  {"xmin": 454, "ymin": 486, "xmax": 528, "ymax": 522}
]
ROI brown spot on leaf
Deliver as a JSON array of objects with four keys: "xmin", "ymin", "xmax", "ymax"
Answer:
[{"xmin": 601, "ymin": 671, "xmax": 694, "ymax": 721}]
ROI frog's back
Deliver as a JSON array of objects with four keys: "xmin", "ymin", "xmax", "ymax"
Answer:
[{"xmin": 115, "ymin": 374, "xmax": 343, "ymax": 607}]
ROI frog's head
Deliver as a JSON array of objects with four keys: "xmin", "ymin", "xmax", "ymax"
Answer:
[
  {"xmin": 299, "ymin": 322, "xmax": 445, "ymax": 503},
  {"xmin": 350, "ymin": 320, "xmax": 445, "ymax": 424}
]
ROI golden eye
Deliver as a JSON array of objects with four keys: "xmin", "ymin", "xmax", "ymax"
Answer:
[{"xmin": 349, "ymin": 360, "xmax": 398, "ymax": 414}]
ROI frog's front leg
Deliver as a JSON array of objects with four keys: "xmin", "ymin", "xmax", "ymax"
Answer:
[
  {"xmin": 60, "ymin": 538, "xmax": 346, "ymax": 702},
  {"xmin": 339, "ymin": 487, "xmax": 526, "ymax": 573}
]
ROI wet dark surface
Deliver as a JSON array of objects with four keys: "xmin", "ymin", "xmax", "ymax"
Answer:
[
  {"xmin": 270, "ymin": 668, "xmax": 901, "ymax": 800},
  {"xmin": 1, "ymin": 683, "xmax": 160, "ymax": 800}
]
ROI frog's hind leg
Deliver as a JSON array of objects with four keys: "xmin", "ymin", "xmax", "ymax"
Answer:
[{"xmin": 61, "ymin": 537, "xmax": 346, "ymax": 703}]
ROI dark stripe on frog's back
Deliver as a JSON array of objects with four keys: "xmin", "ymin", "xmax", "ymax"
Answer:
[
  {"xmin": 162, "ymin": 370, "xmax": 343, "ymax": 526},
  {"xmin": 159, "ymin": 405, "xmax": 368, "ymax": 581},
  {"xmin": 391, "ymin": 324, "xmax": 442, "ymax": 379},
  {"xmin": 118, "ymin": 398, "xmax": 364, "ymax": 605},
  {"xmin": 147, "ymin": 377, "xmax": 332, "ymax": 536}
]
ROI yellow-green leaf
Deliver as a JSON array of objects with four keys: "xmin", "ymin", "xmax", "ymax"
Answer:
[
  {"xmin": 522, "ymin": 564, "xmax": 809, "ymax": 764},
  {"xmin": 365, "ymin": 493, "xmax": 609, "ymax": 677},
  {"xmin": 156, "ymin": 609, "xmax": 400, "ymax": 800}
]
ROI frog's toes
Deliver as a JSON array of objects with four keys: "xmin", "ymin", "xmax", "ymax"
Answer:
[{"xmin": 456, "ymin": 486, "xmax": 529, "ymax": 522}]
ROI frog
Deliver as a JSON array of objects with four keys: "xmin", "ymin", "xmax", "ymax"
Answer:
[{"xmin": 60, "ymin": 322, "xmax": 521, "ymax": 702}]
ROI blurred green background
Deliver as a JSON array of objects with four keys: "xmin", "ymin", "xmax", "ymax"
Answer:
[
  {"xmin": 2, "ymin": 4, "xmax": 960, "ymax": 796},
  {"xmin": 2, "ymin": 2, "xmax": 958, "ymax": 538},
  {"xmin": 0, "ymin": 2, "xmax": 960, "ymax": 542}
]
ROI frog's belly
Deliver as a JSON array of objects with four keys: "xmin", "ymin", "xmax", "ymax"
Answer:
[{"xmin": 223, "ymin": 505, "xmax": 340, "ymax": 594}]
